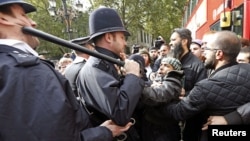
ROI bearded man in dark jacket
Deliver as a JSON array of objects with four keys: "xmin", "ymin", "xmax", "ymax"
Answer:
[
  {"xmin": 169, "ymin": 28, "xmax": 208, "ymax": 141},
  {"xmin": 161, "ymin": 30, "xmax": 250, "ymax": 141}
]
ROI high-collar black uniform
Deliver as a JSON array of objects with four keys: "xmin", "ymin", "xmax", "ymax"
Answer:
[
  {"xmin": 0, "ymin": 45, "xmax": 113, "ymax": 141},
  {"xmin": 77, "ymin": 46, "xmax": 145, "ymax": 140}
]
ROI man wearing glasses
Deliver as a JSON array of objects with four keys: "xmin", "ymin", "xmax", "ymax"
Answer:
[{"xmin": 160, "ymin": 30, "xmax": 250, "ymax": 141}]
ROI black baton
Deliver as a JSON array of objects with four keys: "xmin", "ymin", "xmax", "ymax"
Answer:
[{"xmin": 22, "ymin": 27, "xmax": 125, "ymax": 66}]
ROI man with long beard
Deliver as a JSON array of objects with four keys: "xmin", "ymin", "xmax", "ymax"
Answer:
[{"xmin": 168, "ymin": 28, "xmax": 208, "ymax": 141}]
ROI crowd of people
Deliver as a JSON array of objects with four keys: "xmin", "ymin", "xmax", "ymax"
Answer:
[{"xmin": 1, "ymin": 1, "xmax": 250, "ymax": 141}]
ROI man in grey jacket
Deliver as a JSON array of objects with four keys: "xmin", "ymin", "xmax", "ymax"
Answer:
[{"xmin": 141, "ymin": 57, "xmax": 184, "ymax": 141}]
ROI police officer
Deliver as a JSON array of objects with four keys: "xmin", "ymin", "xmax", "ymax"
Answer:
[
  {"xmin": 64, "ymin": 36, "xmax": 93, "ymax": 96},
  {"xmin": 77, "ymin": 7, "xmax": 145, "ymax": 141},
  {"xmin": 0, "ymin": 1, "xmax": 132, "ymax": 141}
]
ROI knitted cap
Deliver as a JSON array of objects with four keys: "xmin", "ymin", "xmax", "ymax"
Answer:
[
  {"xmin": 161, "ymin": 57, "xmax": 182, "ymax": 71},
  {"xmin": 192, "ymin": 39, "xmax": 202, "ymax": 47}
]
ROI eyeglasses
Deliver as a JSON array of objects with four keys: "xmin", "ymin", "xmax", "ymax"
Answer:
[{"xmin": 203, "ymin": 46, "xmax": 220, "ymax": 51}]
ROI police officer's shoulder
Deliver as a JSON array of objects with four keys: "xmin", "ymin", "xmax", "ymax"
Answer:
[
  {"xmin": 8, "ymin": 51, "xmax": 40, "ymax": 66},
  {"xmin": 93, "ymin": 59, "xmax": 110, "ymax": 71}
]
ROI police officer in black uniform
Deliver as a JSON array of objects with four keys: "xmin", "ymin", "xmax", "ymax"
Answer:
[
  {"xmin": 0, "ymin": 1, "xmax": 132, "ymax": 141},
  {"xmin": 64, "ymin": 36, "xmax": 93, "ymax": 96},
  {"xmin": 77, "ymin": 7, "xmax": 145, "ymax": 141}
]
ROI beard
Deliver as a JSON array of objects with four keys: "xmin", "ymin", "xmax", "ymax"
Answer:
[
  {"xmin": 204, "ymin": 54, "xmax": 216, "ymax": 70},
  {"xmin": 170, "ymin": 42, "xmax": 184, "ymax": 59}
]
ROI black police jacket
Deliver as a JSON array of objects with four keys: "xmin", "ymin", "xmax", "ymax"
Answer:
[
  {"xmin": 77, "ymin": 46, "xmax": 145, "ymax": 126},
  {"xmin": 0, "ymin": 45, "xmax": 112, "ymax": 141}
]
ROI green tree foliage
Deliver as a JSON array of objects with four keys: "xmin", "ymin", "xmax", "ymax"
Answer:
[
  {"xmin": 26, "ymin": 0, "xmax": 89, "ymax": 59},
  {"xmin": 88, "ymin": 0, "xmax": 186, "ymax": 44},
  {"xmin": 25, "ymin": 0, "xmax": 186, "ymax": 58}
]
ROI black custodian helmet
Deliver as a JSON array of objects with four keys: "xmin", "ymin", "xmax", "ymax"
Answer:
[
  {"xmin": 0, "ymin": 0, "xmax": 36, "ymax": 13},
  {"xmin": 89, "ymin": 7, "xmax": 130, "ymax": 40},
  {"xmin": 70, "ymin": 36, "xmax": 90, "ymax": 46}
]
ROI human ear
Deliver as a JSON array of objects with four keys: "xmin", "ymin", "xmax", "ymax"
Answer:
[
  {"xmin": 104, "ymin": 33, "xmax": 114, "ymax": 43},
  {"xmin": 215, "ymin": 50, "xmax": 223, "ymax": 60}
]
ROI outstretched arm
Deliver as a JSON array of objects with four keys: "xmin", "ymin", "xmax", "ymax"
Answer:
[
  {"xmin": 141, "ymin": 71, "xmax": 183, "ymax": 106},
  {"xmin": 202, "ymin": 102, "xmax": 250, "ymax": 130}
]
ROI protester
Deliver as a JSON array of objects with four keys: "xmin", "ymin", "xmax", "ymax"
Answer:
[
  {"xmin": 236, "ymin": 47, "xmax": 250, "ymax": 63},
  {"xmin": 161, "ymin": 30, "xmax": 250, "ymax": 141},
  {"xmin": 152, "ymin": 43, "xmax": 170, "ymax": 72},
  {"xmin": 138, "ymin": 49, "xmax": 153, "ymax": 79},
  {"xmin": 76, "ymin": 7, "xmax": 145, "ymax": 141},
  {"xmin": 0, "ymin": 1, "xmax": 132, "ymax": 140},
  {"xmin": 169, "ymin": 28, "xmax": 208, "ymax": 141},
  {"xmin": 201, "ymin": 30, "xmax": 217, "ymax": 76},
  {"xmin": 190, "ymin": 39, "xmax": 205, "ymax": 62},
  {"xmin": 201, "ymin": 46, "xmax": 250, "ymax": 129},
  {"xmin": 148, "ymin": 46, "xmax": 159, "ymax": 68},
  {"xmin": 58, "ymin": 56, "xmax": 73, "ymax": 75},
  {"xmin": 140, "ymin": 57, "xmax": 184, "ymax": 141}
]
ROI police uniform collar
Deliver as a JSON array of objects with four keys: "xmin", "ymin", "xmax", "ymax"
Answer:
[
  {"xmin": 95, "ymin": 46, "xmax": 120, "ymax": 59},
  {"xmin": 0, "ymin": 39, "xmax": 38, "ymax": 56}
]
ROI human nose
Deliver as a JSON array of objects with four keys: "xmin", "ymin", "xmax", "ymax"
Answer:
[
  {"xmin": 159, "ymin": 65, "xmax": 163, "ymax": 70},
  {"xmin": 169, "ymin": 42, "xmax": 172, "ymax": 46},
  {"xmin": 203, "ymin": 50, "xmax": 209, "ymax": 56},
  {"xmin": 123, "ymin": 40, "xmax": 127, "ymax": 47},
  {"xmin": 29, "ymin": 18, "xmax": 37, "ymax": 28}
]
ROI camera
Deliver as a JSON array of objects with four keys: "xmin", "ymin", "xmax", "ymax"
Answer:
[
  {"xmin": 131, "ymin": 44, "xmax": 142, "ymax": 54},
  {"xmin": 153, "ymin": 36, "xmax": 165, "ymax": 49}
]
